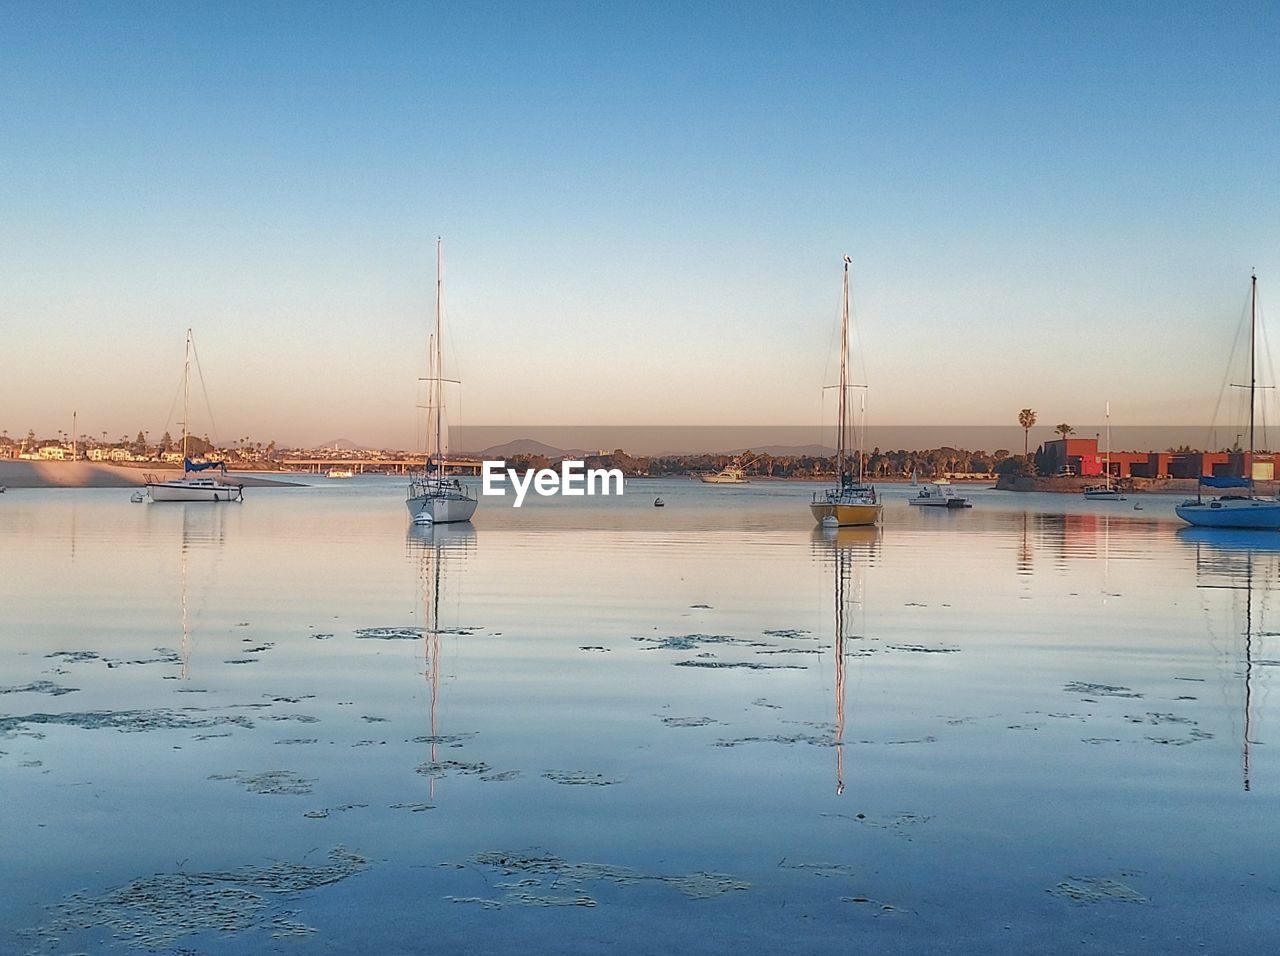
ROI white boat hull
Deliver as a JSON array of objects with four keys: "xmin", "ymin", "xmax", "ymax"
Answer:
[
  {"xmin": 147, "ymin": 478, "xmax": 243, "ymax": 502},
  {"xmin": 407, "ymin": 492, "xmax": 477, "ymax": 524},
  {"xmin": 909, "ymin": 497, "xmax": 969, "ymax": 508},
  {"xmin": 1175, "ymin": 497, "xmax": 1280, "ymax": 529}
]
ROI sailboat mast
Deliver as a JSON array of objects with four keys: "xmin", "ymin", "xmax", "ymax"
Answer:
[
  {"xmin": 182, "ymin": 329, "xmax": 192, "ymax": 464},
  {"xmin": 838, "ymin": 255, "xmax": 850, "ymax": 484},
  {"xmin": 1249, "ymin": 273, "xmax": 1257, "ymax": 480},
  {"xmin": 434, "ymin": 239, "xmax": 445, "ymax": 472},
  {"xmin": 1105, "ymin": 401, "xmax": 1111, "ymax": 490}
]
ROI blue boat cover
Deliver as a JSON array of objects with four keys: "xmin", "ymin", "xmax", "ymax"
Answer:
[
  {"xmin": 1201, "ymin": 475, "xmax": 1250, "ymax": 488},
  {"xmin": 184, "ymin": 458, "xmax": 226, "ymax": 473}
]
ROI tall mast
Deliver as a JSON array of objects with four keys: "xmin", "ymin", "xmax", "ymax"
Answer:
[
  {"xmin": 434, "ymin": 239, "xmax": 444, "ymax": 470},
  {"xmin": 182, "ymin": 329, "xmax": 192, "ymax": 464},
  {"xmin": 839, "ymin": 255, "xmax": 850, "ymax": 485},
  {"xmin": 1249, "ymin": 273, "xmax": 1257, "ymax": 480}
]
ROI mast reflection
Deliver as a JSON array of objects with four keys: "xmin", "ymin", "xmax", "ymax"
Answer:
[
  {"xmin": 406, "ymin": 522, "xmax": 476, "ymax": 799},
  {"xmin": 812, "ymin": 525, "xmax": 880, "ymax": 796},
  {"xmin": 1178, "ymin": 527, "xmax": 1280, "ymax": 792}
]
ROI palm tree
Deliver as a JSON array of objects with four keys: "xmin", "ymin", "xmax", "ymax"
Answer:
[
  {"xmin": 1018, "ymin": 409, "xmax": 1037, "ymax": 457},
  {"xmin": 1055, "ymin": 423, "xmax": 1074, "ymax": 441}
]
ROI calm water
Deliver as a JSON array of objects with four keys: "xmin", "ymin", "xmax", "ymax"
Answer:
[{"xmin": 3, "ymin": 478, "xmax": 1279, "ymax": 953}]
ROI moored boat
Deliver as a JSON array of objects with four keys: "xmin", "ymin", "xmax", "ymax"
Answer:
[
  {"xmin": 146, "ymin": 330, "xmax": 244, "ymax": 503},
  {"xmin": 1176, "ymin": 275, "xmax": 1280, "ymax": 530},
  {"xmin": 909, "ymin": 482, "xmax": 971, "ymax": 508},
  {"xmin": 810, "ymin": 255, "xmax": 881, "ymax": 528},
  {"xmin": 406, "ymin": 239, "xmax": 477, "ymax": 525}
]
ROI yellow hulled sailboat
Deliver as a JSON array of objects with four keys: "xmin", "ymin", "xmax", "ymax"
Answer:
[{"xmin": 811, "ymin": 255, "xmax": 882, "ymax": 528}]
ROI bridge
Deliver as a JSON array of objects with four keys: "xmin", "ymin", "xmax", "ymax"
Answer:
[{"xmin": 280, "ymin": 457, "xmax": 485, "ymax": 476}]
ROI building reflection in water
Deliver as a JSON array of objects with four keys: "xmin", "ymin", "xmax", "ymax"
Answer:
[
  {"xmin": 812, "ymin": 525, "xmax": 880, "ymax": 796},
  {"xmin": 406, "ymin": 522, "xmax": 476, "ymax": 799}
]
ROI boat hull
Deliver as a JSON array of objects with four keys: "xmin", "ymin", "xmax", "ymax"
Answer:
[
  {"xmin": 1175, "ymin": 498, "xmax": 1280, "ymax": 530},
  {"xmin": 700, "ymin": 476, "xmax": 748, "ymax": 484},
  {"xmin": 909, "ymin": 497, "xmax": 969, "ymax": 508},
  {"xmin": 810, "ymin": 501, "xmax": 882, "ymax": 527},
  {"xmin": 1083, "ymin": 489, "xmax": 1125, "ymax": 500},
  {"xmin": 407, "ymin": 493, "xmax": 477, "ymax": 524},
  {"xmin": 147, "ymin": 479, "xmax": 243, "ymax": 502}
]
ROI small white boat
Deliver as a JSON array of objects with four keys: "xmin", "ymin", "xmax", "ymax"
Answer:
[
  {"xmin": 145, "ymin": 330, "xmax": 244, "ymax": 504},
  {"xmin": 1083, "ymin": 403, "xmax": 1126, "ymax": 500},
  {"xmin": 909, "ymin": 482, "xmax": 971, "ymax": 508},
  {"xmin": 406, "ymin": 239, "xmax": 477, "ymax": 525},
  {"xmin": 1083, "ymin": 486, "xmax": 1126, "ymax": 500},
  {"xmin": 700, "ymin": 464, "xmax": 749, "ymax": 484},
  {"xmin": 326, "ymin": 467, "xmax": 355, "ymax": 479}
]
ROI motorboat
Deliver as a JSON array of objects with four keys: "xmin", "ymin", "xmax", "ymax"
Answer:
[{"xmin": 909, "ymin": 482, "xmax": 971, "ymax": 508}]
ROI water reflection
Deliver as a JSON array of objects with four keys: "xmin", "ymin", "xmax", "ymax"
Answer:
[
  {"xmin": 1177, "ymin": 527, "xmax": 1280, "ymax": 791},
  {"xmin": 406, "ymin": 523, "xmax": 476, "ymax": 798},
  {"xmin": 812, "ymin": 526, "xmax": 879, "ymax": 796}
]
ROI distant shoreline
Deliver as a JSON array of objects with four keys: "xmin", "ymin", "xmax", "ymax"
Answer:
[{"xmin": 0, "ymin": 460, "xmax": 302, "ymax": 489}]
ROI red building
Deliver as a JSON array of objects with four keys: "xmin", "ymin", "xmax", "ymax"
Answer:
[{"xmin": 1040, "ymin": 438, "xmax": 1274, "ymax": 480}]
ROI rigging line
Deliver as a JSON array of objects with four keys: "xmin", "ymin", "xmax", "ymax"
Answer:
[
  {"xmin": 1208, "ymin": 292, "xmax": 1254, "ymax": 450},
  {"xmin": 187, "ymin": 335, "xmax": 223, "ymax": 448}
]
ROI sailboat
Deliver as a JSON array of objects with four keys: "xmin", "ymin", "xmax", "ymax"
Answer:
[
  {"xmin": 406, "ymin": 239, "xmax": 477, "ymax": 524},
  {"xmin": 811, "ymin": 255, "xmax": 881, "ymax": 527},
  {"xmin": 1083, "ymin": 402, "xmax": 1126, "ymax": 500},
  {"xmin": 1176, "ymin": 275, "xmax": 1280, "ymax": 529},
  {"xmin": 145, "ymin": 330, "xmax": 244, "ymax": 503}
]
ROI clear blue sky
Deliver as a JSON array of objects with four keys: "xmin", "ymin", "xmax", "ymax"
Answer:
[{"xmin": 2, "ymin": 1, "xmax": 1277, "ymax": 448}]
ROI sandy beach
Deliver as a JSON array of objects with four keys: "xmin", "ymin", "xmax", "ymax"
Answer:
[{"xmin": 0, "ymin": 460, "xmax": 301, "ymax": 489}]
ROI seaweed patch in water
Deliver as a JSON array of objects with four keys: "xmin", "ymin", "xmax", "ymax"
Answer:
[
  {"xmin": 304, "ymin": 803, "xmax": 367, "ymax": 819},
  {"xmin": 274, "ymin": 738, "xmax": 318, "ymax": 746},
  {"xmin": 27, "ymin": 846, "xmax": 368, "ymax": 951},
  {"xmin": 459, "ymin": 849, "xmax": 749, "ymax": 907},
  {"xmin": 209, "ymin": 770, "xmax": 315, "ymax": 796},
  {"xmin": 354, "ymin": 626, "xmax": 423, "ymax": 640},
  {"xmin": 543, "ymin": 770, "xmax": 621, "ymax": 786},
  {"xmin": 411, "ymin": 732, "xmax": 477, "ymax": 747},
  {"xmin": 480, "ymin": 770, "xmax": 521, "ymax": 782},
  {"xmin": 45, "ymin": 650, "xmax": 102, "ymax": 664},
  {"xmin": 886, "ymin": 644, "xmax": 960, "ymax": 654},
  {"xmin": 0, "ymin": 680, "xmax": 78, "ymax": 696},
  {"xmin": 762, "ymin": 628, "xmax": 814, "ymax": 640},
  {"xmin": 416, "ymin": 759, "xmax": 491, "ymax": 777},
  {"xmin": 675, "ymin": 659, "xmax": 807, "ymax": 670},
  {"xmin": 714, "ymin": 733, "xmax": 834, "ymax": 748},
  {"xmin": 1064, "ymin": 682, "xmax": 1143, "ymax": 699},
  {"xmin": 390, "ymin": 802, "xmax": 435, "ymax": 812},
  {"xmin": 634, "ymin": 633, "xmax": 770, "ymax": 652},
  {"xmin": 1049, "ymin": 875, "xmax": 1148, "ymax": 904},
  {"xmin": 660, "ymin": 716, "xmax": 719, "ymax": 727},
  {"xmin": 579, "ymin": 645, "xmax": 611, "ymax": 652},
  {"xmin": 0, "ymin": 709, "xmax": 253, "ymax": 736}
]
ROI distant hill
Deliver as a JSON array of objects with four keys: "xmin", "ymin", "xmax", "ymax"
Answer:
[
  {"xmin": 473, "ymin": 438, "xmax": 591, "ymax": 459},
  {"xmin": 318, "ymin": 438, "xmax": 364, "ymax": 451},
  {"xmin": 731, "ymin": 444, "xmax": 834, "ymax": 457}
]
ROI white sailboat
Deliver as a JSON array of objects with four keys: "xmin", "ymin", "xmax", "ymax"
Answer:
[
  {"xmin": 406, "ymin": 239, "xmax": 477, "ymax": 525},
  {"xmin": 811, "ymin": 255, "xmax": 881, "ymax": 527},
  {"xmin": 1083, "ymin": 402, "xmax": 1126, "ymax": 500},
  {"xmin": 146, "ymin": 330, "xmax": 243, "ymax": 503},
  {"xmin": 1176, "ymin": 275, "xmax": 1280, "ymax": 529}
]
